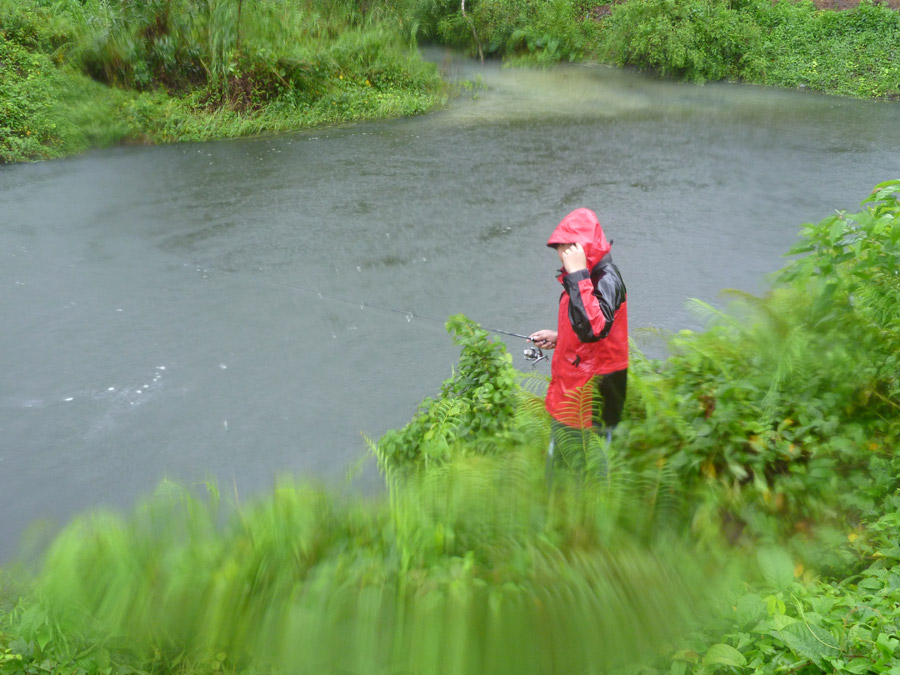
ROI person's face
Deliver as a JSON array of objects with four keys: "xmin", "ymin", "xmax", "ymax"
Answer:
[{"xmin": 556, "ymin": 243, "xmax": 576, "ymax": 265}]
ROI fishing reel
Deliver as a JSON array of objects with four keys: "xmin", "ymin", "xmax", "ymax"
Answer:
[{"xmin": 523, "ymin": 345, "xmax": 548, "ymax": 368}]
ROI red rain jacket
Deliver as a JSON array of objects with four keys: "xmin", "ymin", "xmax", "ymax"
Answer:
[{"xmin": 545, "ymin": 209, "xmax": 628, "ymax": 428}]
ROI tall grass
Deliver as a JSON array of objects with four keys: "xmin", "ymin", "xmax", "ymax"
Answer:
[
  {"xmin": 0, "ymin": 0, "xmax": 446, "ymax": 162},
  {"xmin": 3, "ymin": 463, "xmax": 718, "ymax": 675}
]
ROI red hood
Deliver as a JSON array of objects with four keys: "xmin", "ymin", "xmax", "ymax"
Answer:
[{"xmin": 547, "ymin": 208, "xmax": 610, "ymax": 269}]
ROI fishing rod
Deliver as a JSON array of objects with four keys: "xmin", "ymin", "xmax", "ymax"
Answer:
[
  {"xmin": 474, "ymin": 326, "xmax": 548, "ymax": 366},
  {"xmin": 188, "ymin": 263, "xmax": 549, "ymax": 368}
]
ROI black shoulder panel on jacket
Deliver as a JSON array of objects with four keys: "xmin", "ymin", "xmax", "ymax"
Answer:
[{"xmin": 589, "ymin": 255, "xmax": 626, "ymax": 341}]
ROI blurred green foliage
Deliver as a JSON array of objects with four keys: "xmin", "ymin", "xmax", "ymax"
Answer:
[{"xmin": 0, "ymin": 471, "xmax": 715, "ymax": 675}]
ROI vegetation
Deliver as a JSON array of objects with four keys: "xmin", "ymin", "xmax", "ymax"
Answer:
[
  {"xmin": 600, "ymin": 0, "xmax": 900, "ymax": 96},
  {"xmin": 3, "ymin": 0, "xmax": 899, "ymax": 162},
  {"xmin": 1, "ymin": 181, "xmax": 898, "ymax": 673},
  {"xmin": 0, "ymin": 0, "xmax": 447, "ymax": 163},
  {"xmin": 419, "ymin": 0, "xmax": 900, "ymax": 96}
]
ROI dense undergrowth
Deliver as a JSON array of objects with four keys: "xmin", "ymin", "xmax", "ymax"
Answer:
[
  {"xmin": 420, "ymin": 0, "xmax": 900, "ymax": 97},
  {"xmin": 0, "ymin": 0, "xmax": 446, "ymax": 163},
  {"xmin": 1, "ymin": 182, "xmax": 898, "ymax": 673},
  {"xmin": 3, "ymin": 0, "xmax": 899, "ymax": 163}
]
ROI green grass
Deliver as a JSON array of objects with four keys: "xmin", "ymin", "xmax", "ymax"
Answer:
[{"xmin": 0, "ymin": 0, "xmax": 447, "ymax": 163}]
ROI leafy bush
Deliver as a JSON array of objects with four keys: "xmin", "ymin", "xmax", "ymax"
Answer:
[
  {"xmin": 741, "ymin": 0, "xmax": 900, "ymax": 97},
  {"xmin": 600, "ymin": 0, "xmax": 761, "ymax": 82},
  {"xmin": 597, "ymin": 0, "xmax": 900, "ymax": 96},
  {"xmin": 375, "ymin": 314, "xmax": 522, "ymax": 471},
  {"xmin": 0, "ymin": 33, "xmax": 65, "ymax": 162},
  {"xmin": 621, "ymin": 181, "xmax": 900, "ymax": 552},
  {"xmin": 415, "ymin": 0, "xmax": 603, "ymax": 63},
  {"xmin": 414, "ymin": 0, "xmax": 900, "ymax": 97}
]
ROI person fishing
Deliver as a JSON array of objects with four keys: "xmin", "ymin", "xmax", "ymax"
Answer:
[{"xmin": 529, "ymin": 208, "xmax": 628, "ymax": 471}]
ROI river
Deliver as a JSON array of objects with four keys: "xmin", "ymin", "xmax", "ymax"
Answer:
[{"xmin": 2, "ymin": 51, "xmax": 898, "ymax": 562}]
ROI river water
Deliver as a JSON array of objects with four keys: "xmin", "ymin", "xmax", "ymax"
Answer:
[{"xmin": 2, "ymin": 51, "xmax": 898, "ymax": 562}]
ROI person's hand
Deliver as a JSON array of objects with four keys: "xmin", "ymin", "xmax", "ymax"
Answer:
[
  {"xmin": 561, "ymin": 243, "xmax": 587, "ymax": 274},
  {"xmin": 528, "ymin": 330, "xmax": 557, "ymax": 349}
]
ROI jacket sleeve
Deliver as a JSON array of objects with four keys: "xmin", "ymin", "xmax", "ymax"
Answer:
[{"xmin": 562, "ymin": 268, "xmax": 619, "ymax": 343}]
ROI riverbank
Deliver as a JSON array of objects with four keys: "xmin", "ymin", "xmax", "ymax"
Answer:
[
  {"xmin": 2, "ymin": 0, "xmax": 899, "ymax": 164},
  {"xmin": 0, "ymin": 0, "xmax": 448, "ymax": 163},
  {"xmin": 429, "ymin": 0, "xmax": 900, "ymax": 96}
]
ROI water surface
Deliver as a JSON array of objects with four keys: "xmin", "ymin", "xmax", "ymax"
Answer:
[{"xmin": 2, "ymin": 52, "xmax": 899, "ymax": 562}]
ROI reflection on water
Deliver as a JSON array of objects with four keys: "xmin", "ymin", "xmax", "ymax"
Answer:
[{"xmin": 1, "ymin": 50, "xmax": 898, "ymax": 561}]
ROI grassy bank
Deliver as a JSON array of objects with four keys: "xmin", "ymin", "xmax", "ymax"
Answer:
[
  {"xmin": 0, "ymin": 0, "xmax": 446, "ymax": 163},
  {"xmin": 3, "ymin": 0, "xmax": 899, "ymax": 164},
  {"xmin": 418, "ymin": 0, "xmax": 900, "ymax": 97},
  {"xmin": 1, "ymin": 181, "xmax": 898, "ymax": 673}
]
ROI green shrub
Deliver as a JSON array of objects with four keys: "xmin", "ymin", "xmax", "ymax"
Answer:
[
  {"xmin": 375, "ymin": 314, "xmax": 522, "ymax": 472},
  {"xmin": 742, "ymin": 0, "xmax": 900, "ymax": 97},
  {"xmin": 417, "ymin": 0, "xmax": 602, "ymax": 63},
  {"xmin": 621, "ymin": 181, "xmax": 900, "ymax": 551},
  {"xmin": 599, "ymin": 0, "xmax": 761, "ymax": 82}
]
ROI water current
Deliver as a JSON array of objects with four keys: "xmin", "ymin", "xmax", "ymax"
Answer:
[{"xmin": 2, "ymin": 50, "xmax": 898, "ymax": 562}]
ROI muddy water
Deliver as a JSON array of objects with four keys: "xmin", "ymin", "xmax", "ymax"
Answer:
[{"xmin": 2, "ymin": 51, "xmax": 898, "ymax": 561}]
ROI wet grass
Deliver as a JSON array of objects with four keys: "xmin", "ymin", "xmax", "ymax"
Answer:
[{"xmin": 0, "ymin": 0, "xmax": 447, "ymax": 163}]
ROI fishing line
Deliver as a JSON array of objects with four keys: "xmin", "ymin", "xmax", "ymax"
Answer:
[{"xmin": 185, "ymin": 262, "xmax": 548, "ymax": 366}]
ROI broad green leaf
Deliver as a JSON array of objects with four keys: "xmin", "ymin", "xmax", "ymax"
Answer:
[
  {"xmin": 757, "ymin": 547, "xmax": 794, "ymax": 588},
  {"xmin": 703, "ymin": 643, "xmax": 747, "ymax": 668},
  {"xmin": 735, "ymin": 593, "xmax": 765, "ymax": 628},
  {"xmin": 774, "ymin": 622, "xmax": 840, "ymax": 667},
  {"xmin": 844, "ymin": 659, "xmax": 871, "ymax": 674},
  {"xmin": 829, "ymin": 218, "xmax": 846, "ymax": 244},
  {"xmin": 809, "ymin": 596, "xmax": 836, "ymax": 615},
  {"xmin": 870, "ymin": 183, "xmax": 900, "ymax": 202},
  {"xmin": 771, "ymin": 614, "xmax": 798, "ymax": 630}
]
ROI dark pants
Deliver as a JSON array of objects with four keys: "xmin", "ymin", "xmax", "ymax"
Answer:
[
  {"xmin": 548, "ymin": 369, "xmax": 627, "ymax": 476},
  {"xmin": 591, "ymin": 368, "xmax": 628, "ymax": 431}
]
